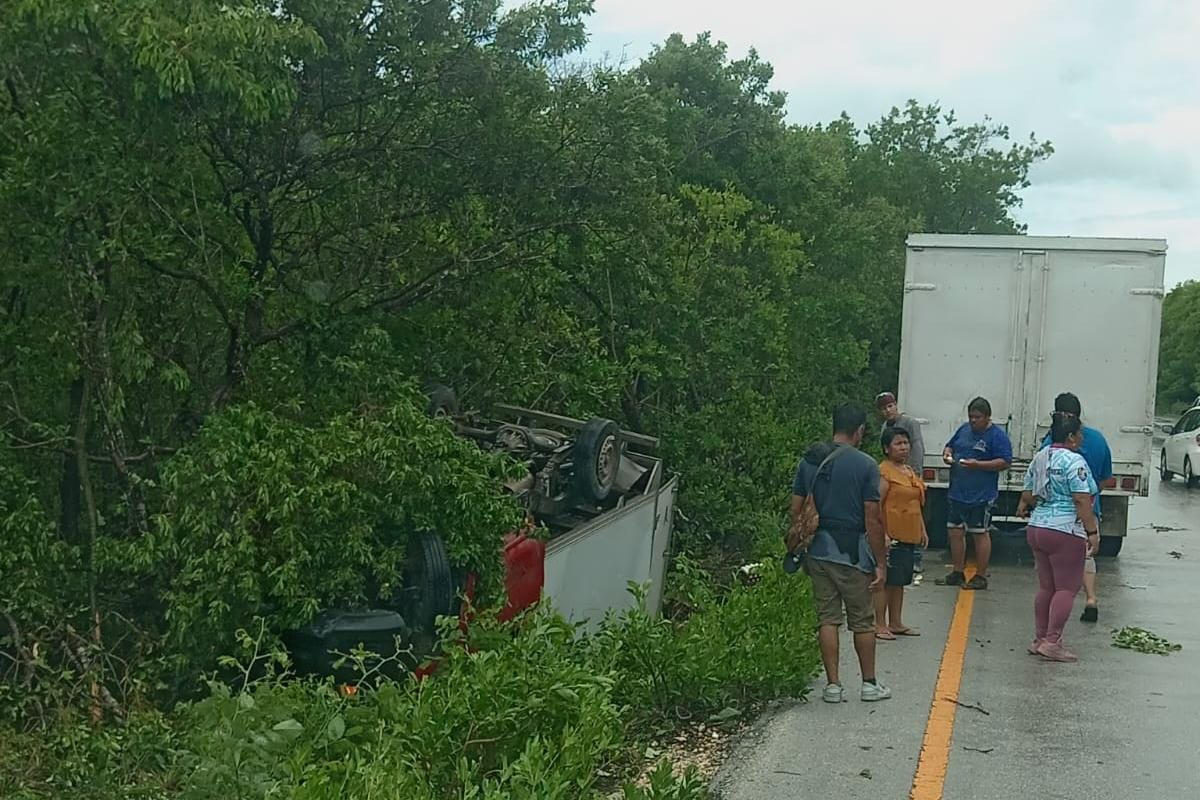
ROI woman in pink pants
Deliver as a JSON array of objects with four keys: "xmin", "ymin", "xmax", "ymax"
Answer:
[{"xmin": 1016, "ymin": 413, "xmax": 1100, "ymax": 662}]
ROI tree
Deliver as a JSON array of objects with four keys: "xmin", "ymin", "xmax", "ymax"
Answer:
[{"xmin": 1157, "ymin": 281, "xmax": 1200, "ymax": 411}]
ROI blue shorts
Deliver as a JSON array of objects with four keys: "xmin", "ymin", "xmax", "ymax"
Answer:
[{"xmin": 947, "ymin": 500, "xmax": 992, "ymax": 534}]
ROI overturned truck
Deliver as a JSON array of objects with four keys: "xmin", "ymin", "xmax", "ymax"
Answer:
[{"xmin": 287, "ymin": 398, "xmax": 677, "ymax": 679}]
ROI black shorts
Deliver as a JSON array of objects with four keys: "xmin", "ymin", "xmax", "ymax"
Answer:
[
  {"xmin": 947, "ymin": 500, "xmax": 992, "ymax": 533},
  {"xmin": 886, "ymin": 542, "xmax": 917, "ymax": 587}
]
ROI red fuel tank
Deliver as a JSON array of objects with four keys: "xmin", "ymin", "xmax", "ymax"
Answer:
[{"xmin": 499, "ymin": 531, "xmax": 545, "ymax": 621}]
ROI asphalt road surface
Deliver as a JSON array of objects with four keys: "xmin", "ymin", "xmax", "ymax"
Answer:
[{"xmin": 712, "ymin": 476, "xmax": 1199, "ymax": 800}]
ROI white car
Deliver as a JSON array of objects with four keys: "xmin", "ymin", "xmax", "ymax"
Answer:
[{"xmin": 1161, "ymin": 406, "xmax": 1200, "ymax": 487}]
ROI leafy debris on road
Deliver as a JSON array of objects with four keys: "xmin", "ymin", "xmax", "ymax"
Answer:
[
  {"xmin": 1168, "ymin": 550, "xmax": 1183, "ymax": 559},
  {"xmin": 1138, "ymin": 524, "xmax": 1185, "ymax": 532},
  {"xmin": 859, "ymin": 769, "xmax": 873, "ymax": 780},
  {"xmin": 963, "ymin": 746, "xmax": 995, "ymax": 754},
  {"xmin": 1112, "ymin": 626, "xmax": 1182, "ymax": 655}
]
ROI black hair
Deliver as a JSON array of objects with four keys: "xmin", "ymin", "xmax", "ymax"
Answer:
[
  {"xmin": 832, "ymin": 402, "xmax": 867, "ymax": 437},
  {"xmin": 1050, "ymin": 411, "xmax": 1082, "ymax": 444},
  {"xmin": 881, "ymin": 425, "xmax": 910, "ymax": 451},
  {"xmin": 967, "ymin": 397, "xmax": 992, "ymax": 417},
  {"xmin": 1054, "ymin": 392, "xmax": 1082, "ymax": 417}
]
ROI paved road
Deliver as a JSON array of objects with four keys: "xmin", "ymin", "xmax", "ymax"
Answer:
[{"xmin": 712, "ymin": 478, "xmax": 1199, "ymax": 800}]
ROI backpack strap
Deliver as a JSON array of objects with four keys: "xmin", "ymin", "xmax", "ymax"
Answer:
[{"xmin": 805, "ymin": 443, "xmax": 850, "ymax": 500}]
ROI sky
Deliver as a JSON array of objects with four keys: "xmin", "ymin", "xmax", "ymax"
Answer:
[{"xmin": 574, "ymin": 0, "xmax": 1200, "ymax": 289}]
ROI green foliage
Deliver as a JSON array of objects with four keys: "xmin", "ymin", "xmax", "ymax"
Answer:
[
  {"xmin": 594, "ymin": 564, "xmax": 819, "ymax": 726},
  {"xmin": 0, "ymin": 452, "xmax": 77, "ymax": 721},
  {"xmin": 0, "ymin": 712, "xmax": 179, "ymax": 800},
  {"xmin": 1111, "ymin": 626, "xmax": 1182, "ymax": 656},
  {"xmin": 142, "ymin": 387, "xmax": 522, "ymax": 689},
  {"xmin": 1156, "ymin": 281, "xmax": 1200, "ymax": 411},
  {"xmin": 1, "ymin": 0, "xmax": 1050, "ymax": 789},
  {"xmin": 5, "ymin": 567, "xmax": 816, "ymax": 798},
  {"xmin": 622, "ymin": 762, "xmax": 708, "ymax": 800}
]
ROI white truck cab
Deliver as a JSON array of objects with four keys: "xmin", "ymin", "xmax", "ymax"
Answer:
[{"xmin": 898, "ymin": 234, "xmax": 1166, "ymax": 556}]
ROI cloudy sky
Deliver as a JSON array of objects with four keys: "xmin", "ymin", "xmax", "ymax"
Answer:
[{"xmin": 577, "ymin": 0, "xmax": 1199, "ymax": 288}]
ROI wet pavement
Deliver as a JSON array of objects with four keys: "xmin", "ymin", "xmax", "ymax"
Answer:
[{"xmin": 712, "ymin": 478, "xmax": 1200, "ymax": 800}]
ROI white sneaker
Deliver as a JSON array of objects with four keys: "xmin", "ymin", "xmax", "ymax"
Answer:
[
  {"xmin": 822, "ymin": 683, "xmax": 845, "ymax": 703},
  {"xmin": 861, "ymin": 681, "xmax": 892, "ymax": 702}
]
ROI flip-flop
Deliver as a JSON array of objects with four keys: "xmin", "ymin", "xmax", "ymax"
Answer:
[
  {"xmin": 875, "ymin": 630, "xmax": 897, "ymax": 640},
  {"xmin": 890, "ymin": 627, "xmax": 921, "ymax": 637}
]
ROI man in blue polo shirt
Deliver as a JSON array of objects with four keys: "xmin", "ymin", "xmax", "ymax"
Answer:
[
  {"xmin": 1040, "ymin": 392, "xmax": 1114, "ymax": 623},
  {"xmin": 936, "ymin": 397, "xmax": 1012, "ymax": 591}
]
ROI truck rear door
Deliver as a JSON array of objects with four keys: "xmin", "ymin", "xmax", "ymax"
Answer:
[
  {"xmin": 1019, "ymin": 246, "xmax": 1165, "ymax": 494},
  {"xmin": 898, "ymin": 243, "xmax": 1027, "ymax": 463}
]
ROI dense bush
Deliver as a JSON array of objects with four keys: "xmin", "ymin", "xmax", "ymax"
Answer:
[
  {"xmin": 5, "ymin": 567, "xmax": 809, "ymax": 799},
  {"xmin": 144, "ymin": 389, "xmax": 523, "ymax": 691}
]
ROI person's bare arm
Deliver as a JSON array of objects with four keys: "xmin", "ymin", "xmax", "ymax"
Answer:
[
  {"xmin": 865, "ymin": 500, "xmax": 886, "ymax": 590},
  {"xmin": 1016, "ymin": 490, "xmax": 1037, "ymax": 517},
  {"xmin": 1073, "ymin": 491, "xmax": 1101, "ymax": 555}
]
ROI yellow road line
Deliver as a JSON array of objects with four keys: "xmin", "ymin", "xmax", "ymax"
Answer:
[{"xmin": 910, "ymin": 565, "xmax": 977, "ymax": 800}]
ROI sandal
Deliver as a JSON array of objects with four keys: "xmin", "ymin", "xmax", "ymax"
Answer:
[
  {"xmin": 875, "ymin": 629, "xmax": 897, "ymax": 640},
  {"xmin": 890, "ymin": 627, "xmax": 921, "ymax": 636},
  {"xmin": 963, "ymin": 575, "xmax": 989, "ymax": 591}
]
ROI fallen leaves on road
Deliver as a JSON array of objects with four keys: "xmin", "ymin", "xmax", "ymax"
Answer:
[
  {"xmin": 963, "ymin": 746, "xmax": 995, "ymax": 754},
  {"xmin": 1168, "ymin": 550, "xmax": 1183, "ymax": 559},
  {"xmin": 1111, "ymin": 626, "xmax": 1182, "ymax": 655}
]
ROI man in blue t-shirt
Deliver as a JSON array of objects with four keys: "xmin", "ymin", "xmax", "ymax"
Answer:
[
  {"xmin": 936, "ymin": 396, "xmax": 1012, "ymax": 590},
  {"xmin": 1039, "ymin": 392, "xmax": 1113, "ymax": 623}
]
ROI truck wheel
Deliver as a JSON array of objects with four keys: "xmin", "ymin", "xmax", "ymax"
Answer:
[
  {"xmin": 1160, "ymin": 451, "xmax": 1173, "ymax": 482},
  {"xmin": 574, "ymin": 418, "xmax": 621, "ymax": 503},
  {"xmin": 1186, "ymin": 458, "xmax": 1198, "ymax": 488},
  {"xmin": 1097, "ymin": 536, "xmax": 1123, "ymax": 558},
  {"xmin": 402, "ymin": 532, "xmax": 455, "ymax": 651},
  {"xmin": 425, "ymin": 385, "xmax": 459, "ymax": 419}
]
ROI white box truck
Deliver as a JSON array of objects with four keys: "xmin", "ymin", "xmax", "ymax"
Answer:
[{"xmin": 897, "ymin": 234, "xmax": 1166, "ymax": 556}]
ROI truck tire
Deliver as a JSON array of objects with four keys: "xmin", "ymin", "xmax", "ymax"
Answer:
[
  {"xmin": 1097, "ymin": 536, "xmax": 1123, "ymax": 558},
  {"xmin": 402, "ymin": 532, "xmax": 455, "ymax": 652},
  {"xmin": 574, "ymin": 418, "xmax": 621, "ymax": 503},
  {"xmin": 425, "ymin": 385, "xmax": 459, "ymax": 419}
]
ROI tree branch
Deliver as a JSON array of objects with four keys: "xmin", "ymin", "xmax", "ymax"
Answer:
[{"xmin": 137, "ymin": 256, "xmax": 236, "ymax": 331}]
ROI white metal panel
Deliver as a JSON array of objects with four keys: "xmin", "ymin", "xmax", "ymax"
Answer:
[
  {"xmin": 643, "ymin": 476, "xmax": 677, "ymax": 617},
  {"xmin": 1026, "ymin": 248, "xmax": 1165, "ymax": 481},
  {"xmin": 907, "ymin": 234, "xmax": 1167, "ymax": 254},
  {"xmin": 543, "ymin": 492, "xmax": 657, "ymax": 633},
  {"xmin": 897, "ymin": 245, "xmax": 1026, "ymax": 467},
  {"xmin": 898, "ymin": 233, "xmax": 1165, "ymax": 498}
]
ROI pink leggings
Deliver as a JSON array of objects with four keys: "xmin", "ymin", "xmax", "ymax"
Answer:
[{"xmin": 1027, "ymin": 525, "xmax": 1086, "ymax": 643}]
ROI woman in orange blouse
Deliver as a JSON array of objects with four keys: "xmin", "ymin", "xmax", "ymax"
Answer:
[{"xmin": 874, "ymin": 426, "xmax": 929, "ymax": 639}]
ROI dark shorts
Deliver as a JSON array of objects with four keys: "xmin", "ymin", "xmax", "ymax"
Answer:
[
  {"xmin": 947, "ymin": 500, "xmax": 992, "ymax": 533},
  {"xmin": 886, "ymin": 542, "xmax": 917, "ymax": 587}
]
